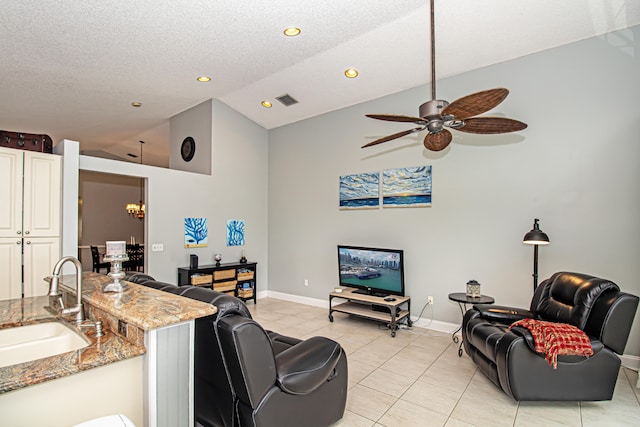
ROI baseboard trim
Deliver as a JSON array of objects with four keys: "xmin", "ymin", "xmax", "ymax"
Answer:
[
  {"xmin": 263, "ymin": 290, "xmax": 459, "ymax": 332},
  {"xmin": 263, "ymin": 290, "xmax": 328, "ymax": 308},
  {"xmin": 410, "ymin": 318, "xmax": 459, "ymax": 334},
  {"xmin": 621, "ymin": 354, "xmax": 639, "ymax": 371},
  {"xmin": 261, "ymin": 290, "xmax": 639, "ymax": 367}
]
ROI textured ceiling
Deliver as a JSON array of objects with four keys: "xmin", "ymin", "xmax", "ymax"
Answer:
[{"xmin": 1, "ymin": 0, "xmax": 638, "ymax": 167}]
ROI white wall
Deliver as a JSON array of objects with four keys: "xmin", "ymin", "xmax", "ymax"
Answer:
[
  {"xmin": 268, "ymin": 26, "xmax": 640, "ymax": 355},
  {"xmin": 75, "ymin": 100, "xmax": 268, "ymax": 285},
  {"xmin": 55, "ymin": 139, "xmax": 79, "ymax": 274}
]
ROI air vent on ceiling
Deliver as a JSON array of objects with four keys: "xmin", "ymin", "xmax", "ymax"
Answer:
[{"xmin": 276, "ymin": 94, "xmax": 299, "ymax": 107}]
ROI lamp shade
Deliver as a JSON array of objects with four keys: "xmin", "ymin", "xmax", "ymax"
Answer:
[{"xmin": 523, "ymin": 218, "xmax": 549, "ymax": 245}]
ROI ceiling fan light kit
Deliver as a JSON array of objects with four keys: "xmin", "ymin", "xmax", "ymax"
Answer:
[{"xmin": 364, "ymin": 0, "xmax": 527, "ymax": 152}]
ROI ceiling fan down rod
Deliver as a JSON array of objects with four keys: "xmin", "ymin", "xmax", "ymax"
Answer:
[{"xmin": 430, "ymin": 0, "xmax": 436, "ymax": 101}]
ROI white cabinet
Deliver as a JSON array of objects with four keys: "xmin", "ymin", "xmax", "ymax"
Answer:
[
  {"xmin": 23, "ymin": 152, "xmax": 61, "ymax": 237},
  {"xmin": 0, "ymin": 149, "xmax": 22, "ymax": 237},
  {"xmin": 0, "ymin": 148, "xmax": 60, "ymax": 238},
  {"xmin": 0, "ymin": 238, "xmax": 22, "ymax": 300},
  {"xmin": 23, "ymin": 237, "xmax": 60, "ymax": 297},
  {"xmin": 0, "ymin": 147, "xmax": 61, "ymax": 299}
]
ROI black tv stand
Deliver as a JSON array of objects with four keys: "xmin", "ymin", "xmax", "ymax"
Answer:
[
  {"xmin": 371, "ymin": 291, "xmax": 390, "ymax": 298},
  {"xmin": 351, "ymin": 288, "xmax": 389, "ymax": 298}
]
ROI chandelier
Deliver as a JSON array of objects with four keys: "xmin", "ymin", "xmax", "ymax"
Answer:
[
  {"xmin": 126, "ymin": 141, "xmax": 146, "ymax": 220},
  {"xmin": 126, "ymin": 200, "xmax": 145, "ymax": 219}
]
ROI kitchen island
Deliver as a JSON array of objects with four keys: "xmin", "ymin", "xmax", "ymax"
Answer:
[{"xmin": 0, "ymin": 272, "xmax": 216, "ymax": 427}]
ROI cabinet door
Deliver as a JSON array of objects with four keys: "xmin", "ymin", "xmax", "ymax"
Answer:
[
  {"xmin": 0, "ymin": 148, "xmax": 23, "ymax": 238},
  {"xmin": 23, "ymin": 237, "xmax": 60, "ymax": 298},
  {"xmin": 23, "ymin": 152, "xmax": 61, "ymax": 237},
  {"xmin": 0, "ymin": 237, "xmax": 23, "ymax": 300}
]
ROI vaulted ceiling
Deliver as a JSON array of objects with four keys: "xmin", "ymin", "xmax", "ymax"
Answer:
[{"xmin": 1, "ymin": 0, "xmax": 638, "ymax": 167}]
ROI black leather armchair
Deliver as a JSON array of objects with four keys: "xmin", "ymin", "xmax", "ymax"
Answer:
[
  {"xmin": 462, "ymin": 272, "xmax": 638, "ymax": 401},
  {"xmin": 124, "ymin": 273, "xmax": 348, "ymax": 426}
]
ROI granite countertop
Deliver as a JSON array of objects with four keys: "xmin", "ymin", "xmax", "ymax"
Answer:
[
  {"xmin": 74, "ymin": 272, "xmax": 216, "ymax": 331},
  {"xmin": 0, "ymin": 272, "xmax": 216, "ymax": 394}
]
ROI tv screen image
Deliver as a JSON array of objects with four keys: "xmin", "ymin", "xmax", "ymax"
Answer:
[{"xmin": 337, "ymin": 245, "xmax": 405, "ymax": 296}]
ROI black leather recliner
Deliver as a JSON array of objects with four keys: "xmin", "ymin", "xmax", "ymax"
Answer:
[
  {"xmin": 462, "ymin": 272, "xmax": 638, "ymax": 401},
  {"xmin": 125, "ymin": 273, "xmax": 348, "ymax": 426}
]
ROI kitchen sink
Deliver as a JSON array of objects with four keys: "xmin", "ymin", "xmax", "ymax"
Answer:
[{"xmin": 0, "ymin": 321, "xmax": 90, "ymax": 368}]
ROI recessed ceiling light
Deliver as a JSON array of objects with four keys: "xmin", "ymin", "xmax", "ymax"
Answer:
[
  {"xmin": 283, "ymin": 27, "xmax": 301, "ymax": 37},
  {"xmin": 344, "ymin": 68, "xmax": 359, "ymax": 78},
  {"xmin": 197, "ymin": 76, "xmax": 211, "ymax": 82},
  {"xmin": 261, "ymin": 101, "xmax": 273, "ymax": 108},
  {"xmin": 131, "ymin": 102, "xmax": 142, "ymax": 107}
]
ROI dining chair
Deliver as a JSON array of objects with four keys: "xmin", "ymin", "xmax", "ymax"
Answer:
[{"xmin": 90, "ymin": 246, "xmax": 110, "ymax": 273}]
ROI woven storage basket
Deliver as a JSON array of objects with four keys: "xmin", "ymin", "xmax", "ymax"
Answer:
[
  {"xmin": 190, "ymin": 274, "xmax": 213, "ymax": 286},
  {"xmin": 238, "ymin": 289, "xmax": 254, "ymax": 298},
  {"xmin": 214, "ymin": 281, "xmax": 237, "ymax": 293},
  {"xmin": 237, "ymin": 271, "xmax": 254, "ymax": 281},
  {"xmin": 214, "ymin": 269, "xmax": 236, "ymax": 281}
]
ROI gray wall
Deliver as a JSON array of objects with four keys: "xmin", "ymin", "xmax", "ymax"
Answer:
[
  {"xmin": 169, "ymin": 99, "xmax": 213, "ymax": 174},
  {"xmin": 78, "ymin": 100, "xmax": 268, "ymax": 286},
  {"xmin": 268, "ymin": 26, "xmax": 640, "ymax": 354}
]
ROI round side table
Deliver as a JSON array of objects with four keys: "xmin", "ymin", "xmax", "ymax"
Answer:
[{"xmin": 448, "ymin": 292, "xmax": 495, "ymax": 357}]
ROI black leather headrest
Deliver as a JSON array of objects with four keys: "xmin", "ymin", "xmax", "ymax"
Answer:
[
  {"xmin": 134, "ymin": 278, "xmax": 253, "ymax": 319},
  {"xmin": 124, "ymin": 272, "xmax": 155, "ymax": 284},
  {"xmin": 532, "ymin": 272, "xmax": 619, "ymax": 329},
  {"xmin": 179, "ymin": 286, "xmax": 252, "ymax": 319},
  {"xmin": 140, "ymin": 280, "xmax": 180, "ymax": 292}
]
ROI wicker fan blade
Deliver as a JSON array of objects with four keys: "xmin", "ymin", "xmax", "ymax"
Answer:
[
  {"xmin": 457, "ymin": 117, "xmax": 528, "ymax": 134},
  {"xmin": 423, "ymin": 129, "xmax": 452, "ymax": 151},
  {"xmin": 366, "ymin": 114, "xmax": 426, "ymax": 124},
  {"xmin": 362, "ymin": 127, "xmax": 424, "ymax": 148},
  {"xmin": 442, "ymin": 88, "xmax": 509, "ymax": 120}
]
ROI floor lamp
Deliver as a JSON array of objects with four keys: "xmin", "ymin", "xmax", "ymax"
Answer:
[{"xmin": 523, "ymin": 218, "xmax": 549, "ymax": 291}]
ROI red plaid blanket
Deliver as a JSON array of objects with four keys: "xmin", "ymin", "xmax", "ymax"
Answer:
[{"xmin": 507, "ymin": 319, "xmax": 593, "ymax": 369}]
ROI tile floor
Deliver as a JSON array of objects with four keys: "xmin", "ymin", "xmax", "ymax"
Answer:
[{"xmin": 248, "ymin": 297, "xmax": 640, "ymax": 427}]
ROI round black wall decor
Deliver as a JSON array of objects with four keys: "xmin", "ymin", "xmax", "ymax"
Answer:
[{"xmin": 181, "ymin": 136, "xmax": 196, "ymax": 162}]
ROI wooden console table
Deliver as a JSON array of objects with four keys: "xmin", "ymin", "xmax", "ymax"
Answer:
[{"xmin": 329, "ymin": 287, "xmax": 411, "ymax": 337}]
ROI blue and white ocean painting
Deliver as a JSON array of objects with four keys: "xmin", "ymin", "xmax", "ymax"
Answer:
[
  {"xmin": 226, "ymin": 219, "xmax": 245, "ymax": 246},
  {"xmin": 184, "ymin": 217, "xmax": 208, "ymax": 248},
  {"xmin": 339, "ymin": 172, "xmax": 380, "ymax": 209},
  {"xmin": 382, "ymin": 166, "xmax": 432, "ymax": 207}
]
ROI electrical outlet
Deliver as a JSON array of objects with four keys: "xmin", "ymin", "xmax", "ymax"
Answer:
[
  {"xmin": 151, "ymin": 243, "xmax": 164, "ymax": 252},
  {"xmin": 118, "ymin": 319, "xmax": 128, "ymax": 337},
  {"xmin": 304, "ymin": 279, "xmax": 309, "ymax": 287},
  {"xmin": 427, "ymin": 296, "xmax": 434, "ymax": 305}
]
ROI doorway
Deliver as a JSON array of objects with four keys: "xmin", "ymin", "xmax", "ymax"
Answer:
[{"xmin": 78, "ymin": 170, "xmax": 146, "ymax": 272}]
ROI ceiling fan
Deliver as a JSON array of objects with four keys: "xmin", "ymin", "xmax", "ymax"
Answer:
[{"xmin": 363, "ymin": 0, "xmax": 527, "ymax": 152}]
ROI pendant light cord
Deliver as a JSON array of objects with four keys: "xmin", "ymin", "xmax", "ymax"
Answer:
[{"xmin": 139, "ymin": 141, "xmax": 144, "ymax": 202}]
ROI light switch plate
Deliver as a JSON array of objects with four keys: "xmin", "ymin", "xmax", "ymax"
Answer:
[{"xmin": 151, "ymin": 243, "xmax": 164, "ymax": 252}]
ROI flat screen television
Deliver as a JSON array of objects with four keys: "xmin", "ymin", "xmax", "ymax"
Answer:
[{"xmin": 337, "ymin": 245, "xmax": 405, "ymax": 297}]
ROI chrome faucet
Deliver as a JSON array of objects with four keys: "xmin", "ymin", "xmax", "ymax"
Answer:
[{"xmin": 49, "ymin": 256, "xmax": 85, "ymax": 324}]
